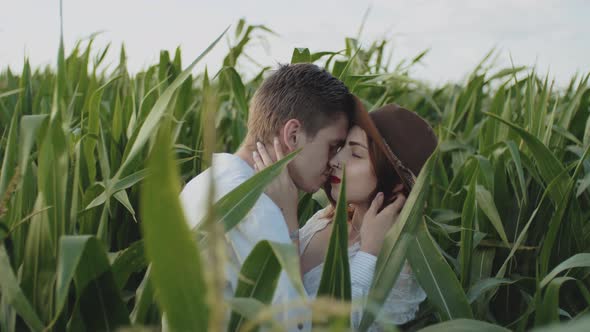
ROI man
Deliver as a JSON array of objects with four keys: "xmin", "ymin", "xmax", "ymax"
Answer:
[{"xmin": 179, "ymin": 63, "xmax": 355, "ymax": 330}]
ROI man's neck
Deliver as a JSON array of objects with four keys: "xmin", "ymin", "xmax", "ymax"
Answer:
[{"xmin": 234, "ymin": 145, "xmax": 256, "ymax": 169}]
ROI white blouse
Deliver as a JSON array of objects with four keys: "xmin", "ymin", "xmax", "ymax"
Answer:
[{"xmin": 299, "ymin": 207, "xmax": 426, "ymax": 330}]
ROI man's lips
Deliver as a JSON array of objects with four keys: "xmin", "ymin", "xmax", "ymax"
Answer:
[{"xmin": 329, "ymin": 175, "xmax": 341, "ymax": 184}]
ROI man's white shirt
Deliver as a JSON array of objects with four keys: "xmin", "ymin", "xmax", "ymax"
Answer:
[{"xmin": 179, "ymin": 153, "xmax": 309, "ymax": 331}]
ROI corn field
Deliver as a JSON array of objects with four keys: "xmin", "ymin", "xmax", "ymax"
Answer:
[{"xmin": 1, "ymin": 18, "xmax": 590, "ymax": 332}]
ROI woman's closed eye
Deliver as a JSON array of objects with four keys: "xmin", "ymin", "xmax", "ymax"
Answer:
[
  {"xmin": 348, "ymin": 140, "xmax": 368, "ymax": 159},
  {"xmin": 351, "ymin": 147, "xmax": 365, "ymax": 159}
]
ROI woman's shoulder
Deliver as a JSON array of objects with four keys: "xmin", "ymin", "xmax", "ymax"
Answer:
[
  {"xmin": 299, "ymin": 206, "xmax": 333, "ymax": 254},
  {"xmin": 301, "ymin": 206, "xmax": 333, "ymax": 230}
]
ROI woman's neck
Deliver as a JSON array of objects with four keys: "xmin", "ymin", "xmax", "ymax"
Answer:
[{"xmin": 349, "ymin": 203, "xmax": 369, "ymax": 241}]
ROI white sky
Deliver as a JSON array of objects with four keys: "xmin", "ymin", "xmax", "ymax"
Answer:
[{"xmin": 1, "ymin": 0, "xmax": 588, "ymax": 87}]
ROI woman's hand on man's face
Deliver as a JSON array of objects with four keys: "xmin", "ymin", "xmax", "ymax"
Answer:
[
  {"xmin": 359, "ymin": 192, "xmax": 407, "ymax": 256},
  {"xmin": 252, "ymin": 137, "xmax": 300, "ymax": 230}
]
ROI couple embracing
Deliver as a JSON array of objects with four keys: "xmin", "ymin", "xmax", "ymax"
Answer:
[{"xmin": 179, "ymin": 63, "xmax": 437, "ymax": 331}]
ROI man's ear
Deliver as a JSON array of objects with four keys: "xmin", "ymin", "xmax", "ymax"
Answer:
[{"xmin": 281, "ymin": 119, "xmax": 302, "ymax": 152}]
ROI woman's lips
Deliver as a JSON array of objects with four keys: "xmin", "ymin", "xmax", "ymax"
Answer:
[{"xmin": 330, "ymin": 175, "xmax": 341, "ymax": 184}]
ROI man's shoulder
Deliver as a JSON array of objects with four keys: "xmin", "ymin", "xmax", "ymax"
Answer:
[
  {"xmin": 181, "ymin": 153, "xmax": 252, "ymax": 195},
  {"xmin": 180, "ymin": 153, "xmax": 266, "ymax": 229}
]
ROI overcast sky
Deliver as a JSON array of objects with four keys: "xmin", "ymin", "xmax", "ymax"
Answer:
[{"xmin": 1, "ymin": 0, "xmax": 588, "ymax": 87}]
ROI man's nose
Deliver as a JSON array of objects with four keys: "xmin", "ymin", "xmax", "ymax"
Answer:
[{"xmin": 329, "ymin": 156, "xmax": 339, "ymax": 169}]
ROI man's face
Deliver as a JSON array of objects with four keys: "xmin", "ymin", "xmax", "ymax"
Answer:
[{"xmin": 288, "ymin": 114, "xmax": 349, "ymax": 193}]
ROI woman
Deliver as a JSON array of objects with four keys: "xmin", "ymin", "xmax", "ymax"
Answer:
[{"xmin": 253, "ymin": 100, "xmax": 438, "ymax": 330}]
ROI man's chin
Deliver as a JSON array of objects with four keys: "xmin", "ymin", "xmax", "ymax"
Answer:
[
  {"xmin": 303, "ymin": 186, "xmax": 321, "ymax": 194},
  {"xmin": 300, "ymin": 182, "xmax": 323, "ymax": 194},
  {"xmin": 298, "ymin": 176, "xmax": 329, "ymax": 193}
]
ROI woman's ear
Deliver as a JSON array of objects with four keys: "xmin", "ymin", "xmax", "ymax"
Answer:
[{"xmin": 281, "ymin": 119, "xmax": 302, "ymax": 152}]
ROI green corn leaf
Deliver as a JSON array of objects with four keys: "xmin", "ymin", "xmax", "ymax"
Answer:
[
  {"xmin": 535, "ymin": 277, "xmax": 575, "ymax": 326},
  {"xmin": 540, "ymin": 253, "xmax": 590, "ymax": 288},
  {"xmin": 111, "ymin": 240, "xmax": 147, "ymax": 289},
  {"xmin": 130, "ymin": 265, "xmax": 155, "ymax": 325},
  {"xmin": 20, "ymin": 194, "xmax": 55, "ymax": 324},
  {"xmin": 228, "ymin": 240, "xmax": 305, "ymax": 332},
  {"xmin": 417, "ymin": 319, "xmax": 510, "ymax": 332},
  {"xmin": 460, "ymin": 174, "xmax": 477, "ymax": 288},
  {"xmin": 291, "ymin": 48, "xmax": 311, "ymax": 64},
  {"xmin": 467, "ymin": 278, "xmax": 516, "ymax": 304},
  {"xmin": 53, "ymin": 236, "xmax": 130, "ymax": 330},
  {"xmin": 531, "ymin": 314, "xmax": 590, "ymax": 332},
  {"xmin": 475, "ymin": 185, "xmax": 509, "ymax": 248},
  {"xmin": 539, "ymin": 142, "xmax": 590, "ymax": 275},
  {"xmin": 0, "ymin": 244, "xmax": 44, "ymax": 331},
  {"xmin": 408, "ymin": 221, "xmax": 473, "ymax": 321},
  {"xmin": 504, "ymin": 140, "xmax": 527, "ymax": 204},
  {"xmin": 316, "ymin": 164, "xmax": 350, "ymax": 328},
  {"xmin": 484, "ymin": 112, "xmax": 568, "ymax": 206},
  {"xmin": 140, "ymin": 125, "xmax": 209, "ymax": 331},
  {"xmin": 0, "ymin": 114, "xmax": 18, "ymax": 197}
]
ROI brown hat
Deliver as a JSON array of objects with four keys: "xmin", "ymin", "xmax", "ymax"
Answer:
[{"xmin": 351, "ymin": 96, "xmax": 438, "ymax": 193}]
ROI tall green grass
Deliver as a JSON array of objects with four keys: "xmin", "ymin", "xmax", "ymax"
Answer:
[{"xmin": 1, "ymin": 17, "xmax": 590, "ymax": 331}]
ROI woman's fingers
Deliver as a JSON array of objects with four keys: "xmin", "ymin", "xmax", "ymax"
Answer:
[
  {"xmin": 367, "ymin": 192, "xmax": 384, "ymax": 217},
  {"xmin": 254, "ymin": 138, "xmax": 287, "ymax": 173},
  {"xmin": 252, "ymin": 151, "xmax": 265, "ymax": 171},
  {"xmin": 256, "ymin": 141, "xmax": 275, "ymax": 165},
  {"xmin": 391, "ymin": 193, "xmax": 406, "ymax": 210},
  {"xmin": 273, "ymin": 137, "xmax": 285, "ymax": 160},
  {"xmin": 380, "ymin": 194, "xmax": 406, "ymax": 217},
  {"xmin": 392, "ymin": 183, "xmax": 405, "ymax": 195}
]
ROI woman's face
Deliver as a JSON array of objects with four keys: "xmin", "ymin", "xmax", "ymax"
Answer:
[{"xmin": 328, "ymin": 125, "xmax": 378, "ymax": 206}]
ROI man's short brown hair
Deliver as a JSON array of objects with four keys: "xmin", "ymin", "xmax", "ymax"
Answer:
[{"xmin": 247, "ymin": 63, "xmax": 354, "ymax": 143}]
